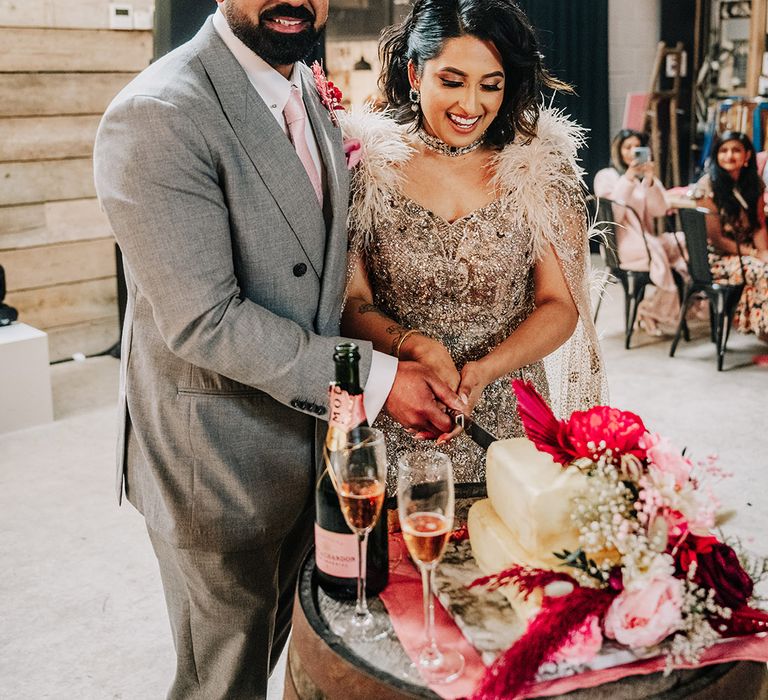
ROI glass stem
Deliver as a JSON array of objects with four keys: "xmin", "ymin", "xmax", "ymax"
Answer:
[
  {"xmin": 421, "ymin": 564, "xmax": 439, "ymax": 659},
  {"xmin": 355, "ymin": 531, "xmax": 369, "ymax": 619}
]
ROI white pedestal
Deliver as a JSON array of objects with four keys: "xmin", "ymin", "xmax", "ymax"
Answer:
[{"xmin": 0, "ymin": 323, "xmax": 54, "ymax": 434}]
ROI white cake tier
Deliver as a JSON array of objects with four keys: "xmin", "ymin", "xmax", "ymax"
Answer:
[
  {"xmin": 486, "ymin": 437, "xmax": 588, "ymax": 558},
  {"xmin": 467, "ymin": 498, "xmax": 543, "ymax": 619}
]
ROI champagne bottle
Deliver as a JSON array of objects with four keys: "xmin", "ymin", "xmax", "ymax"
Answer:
[{"xmin": 315, "ymin": 342, "xmax": 389, "ymax": 598}]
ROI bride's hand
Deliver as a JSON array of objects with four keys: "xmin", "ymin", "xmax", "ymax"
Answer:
[
  {"xmin": 435, "ymin": 360, "xmax": 493, "ymax": 445},
  {"xmin": 399, "ymin": 333, "xmax": 460, "ymax": 392},
  {"xmin": 456, "ymin": 361, "xmax": 492, "ymax": 414}
]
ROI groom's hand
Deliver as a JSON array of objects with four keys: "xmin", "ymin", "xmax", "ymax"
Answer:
[{"xmin": 384, "ymin": 361, "xmax": 466, "ymax": 439}]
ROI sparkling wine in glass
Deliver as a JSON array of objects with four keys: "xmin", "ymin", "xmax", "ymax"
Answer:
[
  {"xmin": 326, "ymin": 427, "xmax": 389, "ymax": 642},
  {"xmin": 398, "ymin": 450, "xmax": 464, "ymax": 683}
]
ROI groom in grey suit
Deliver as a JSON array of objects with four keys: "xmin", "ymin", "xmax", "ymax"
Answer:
[{"xmin": 93, "ymin": 1, "xmax": 460, "ymax": 697}]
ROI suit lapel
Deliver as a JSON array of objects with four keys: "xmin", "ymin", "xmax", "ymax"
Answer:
[
  {"xmin": 301, "ymin": 68, "xmax": 344, "ymax": 224},
  {"xmin": 196, "ymin": 22, "xmax": 326, "ymax": 278},
  {"xmin": 301, "ymin": 68, "xmax": 350, "ymax": 333}
]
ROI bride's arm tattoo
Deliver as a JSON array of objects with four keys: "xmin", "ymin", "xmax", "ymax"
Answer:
[
  {"xmin": 356, "ymin": 303, "xmax": 408, "ymax": 355},
  {"xmin": 386, "ymin": 323, "xmax": 411, "ymax": 356},
  {"xmin": 357, "ymin": 302, "xmax": 389, "ymax": 319}
]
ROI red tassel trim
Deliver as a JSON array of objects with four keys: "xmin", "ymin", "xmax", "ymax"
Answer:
[
  {"xmin": 713, "ymin": 604, "xmax": 768, "ymax": 636},
  {"xmin": 471, "ymin": 586, "xmax": 615, "ymax": 700},
  {"xmin": 470, "ymin": 564, "xmax": 578, "ymax": 600}
]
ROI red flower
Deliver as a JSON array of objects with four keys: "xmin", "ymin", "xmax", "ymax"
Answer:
[
  {"xmin": 675, "ymin": 534, "xmax": 753, "ymax": 610},
  {"xmin": 566, "ymin": 405, "xmax": 647, "ymax": 463},
  {"xmin": 327, "ymin": 81, "xmax": 343, "ymax": 105},
  {"xmin": 512, "ymin": 380, "xmax": 647, "ymax": 466},
  {"xmin": 512, "ymin": 379, "xmax": 576, "ymax": 465}
]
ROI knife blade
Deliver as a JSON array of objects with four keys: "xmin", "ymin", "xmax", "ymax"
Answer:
[{"xmin": 453, "ymin": 413, "xmax": 499, "ymax": 450}]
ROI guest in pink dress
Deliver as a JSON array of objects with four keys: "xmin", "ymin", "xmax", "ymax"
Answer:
[{"xmin": 593, "ymin": 130, "xmax": 687, "ymax": 335}]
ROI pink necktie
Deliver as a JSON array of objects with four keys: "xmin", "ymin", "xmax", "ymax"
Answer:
[{"xmin": 283, "ymin": 86, "xmax": 323, "ymax": 204}]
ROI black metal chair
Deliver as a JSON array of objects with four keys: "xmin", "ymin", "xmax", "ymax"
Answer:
[
  {"xmin": 670, "ymin": 207, "xmax": 746, "ymax": 371},
  {"xmin": 590, "ymin": 196, "xmax": 686, "ymax": 349}
]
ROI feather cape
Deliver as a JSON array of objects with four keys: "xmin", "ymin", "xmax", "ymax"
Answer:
[{"xmin": 340, "ymin": 106, "xmax": 589, "ymax": 260}]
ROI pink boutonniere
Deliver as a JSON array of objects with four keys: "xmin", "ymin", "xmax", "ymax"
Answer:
[
  {"xmin": 310, "ymin": 61, "xmax": 362, "ymax": 169},
  {"xmin": 311, "ymin": 61, "xmax": 344, "ymax": 127}
]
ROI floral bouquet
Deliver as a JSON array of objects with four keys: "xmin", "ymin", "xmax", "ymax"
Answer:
[{"xmin": 469, "ymin": 380, "xmax": 768, "ymax": 700}]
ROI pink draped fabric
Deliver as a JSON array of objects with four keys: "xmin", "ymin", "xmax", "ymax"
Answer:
[{"xmin": 379, "ymin": 536, "xmax": 768, "ymax": 700}]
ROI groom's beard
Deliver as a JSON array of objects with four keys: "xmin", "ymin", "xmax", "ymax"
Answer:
[{"xmin": 224, "ymin": 3, "xmax": 324, "ymax": 67}]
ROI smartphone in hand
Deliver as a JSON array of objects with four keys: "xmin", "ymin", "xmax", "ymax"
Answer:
[{"xmin": 632, "ymin": 146, "xmax": 651, "ymax": 165}]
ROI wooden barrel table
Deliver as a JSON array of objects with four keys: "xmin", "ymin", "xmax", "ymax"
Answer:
[
  {"xmin": 283, "ymin": 551, "xmax": 768, "ymax": 700},
  {"xmin": 285, "ymin": 484, "xmax": 768, "ymax": 699}
]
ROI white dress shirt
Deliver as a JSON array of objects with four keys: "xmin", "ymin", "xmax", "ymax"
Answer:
[{"xmin": 212, "ymin": 9, "xmax": 397, "ymax": 421}]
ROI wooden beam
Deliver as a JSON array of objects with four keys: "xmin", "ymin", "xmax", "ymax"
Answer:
[
  {"xmin": 0, "ymin": 72, "xmax": 135, "ymax": 117},
  {"xmin": 0, "ymin": 199, "xmax": 113, "ymax": 248},
  {"xmin": 0, "ymin": 159, "xmax": 96, "ymax": 207},
  {"xmin": 1, "ymin": 238, "xmax": 116, "ymax": 291},
  {"xmin": 0, "ymin": 115, "xmax": 101, "ymax": 162},
  {"xmin": 0, "ymin": 0, "xmax": 155, "ymax": 30},
  {"xmin": 748, "ymin": 0, "xmax": 768, "ymax": 96},
  {"xmin": 0, "ymin": 28, "xmax": 152, "ymax": 72},
  {"xmin": 5, "ymin": 277, "xmax": 117, "ymax": 329}
]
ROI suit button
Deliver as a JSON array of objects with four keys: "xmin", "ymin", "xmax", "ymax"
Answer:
[
  {"xmin": 290, "ymin": 399, "xmax": 299, "ymax": 408},
  {"xmin": 298, "ymin": 400, "xmax": 309, "ymax": 410},
  {"xmin": 293, "ymin": 263, "xmax": 307, "ymax": 277},
  {"xmin": 315, "ymin": 406, "xmax": 327, "ymax": 416}
]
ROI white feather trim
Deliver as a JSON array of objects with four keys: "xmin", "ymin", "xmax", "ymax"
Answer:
[
  {"xmin": 490, "ymin": 107, "xmax": 588, "ymax": 260},
  {"xmin": 343, "ymin": 105, "xmax": 587, "ymax": 257},
  {"xmin": 340, "ymin": 107, "xmax": 415, "ymax": 249}
]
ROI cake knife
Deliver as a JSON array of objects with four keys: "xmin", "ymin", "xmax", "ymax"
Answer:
[{"xmin": 453, "ymin": 413, "xmax": 499, "ymax": 450}]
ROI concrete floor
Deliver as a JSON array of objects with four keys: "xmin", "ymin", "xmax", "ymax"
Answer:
[{"xmin": 1, "ymin": 285, "xmax": 767, "ymax": 699}]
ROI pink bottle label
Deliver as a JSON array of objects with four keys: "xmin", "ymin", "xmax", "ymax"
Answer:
[
  {"xmin": 314, "ymin": 523, "xmax": 363, "ymax": 579},
  {"xmin": 328, "ymin": 383, "xmax": 366, "ymax": 431}
]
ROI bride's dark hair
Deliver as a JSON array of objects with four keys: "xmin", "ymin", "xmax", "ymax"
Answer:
[{"xmin": 379, "ymin": 0, "xmax": 571, "ymax": 148}]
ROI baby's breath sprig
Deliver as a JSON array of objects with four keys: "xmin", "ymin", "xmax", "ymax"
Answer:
[{"xmin": 664, "ymin": 565, "xmax": 731, "ymax": 672}]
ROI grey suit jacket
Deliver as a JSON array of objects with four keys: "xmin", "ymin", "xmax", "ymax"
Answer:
[{"xmin": 93, "ymin": 18, "xmax": 373, "ymax": 551}]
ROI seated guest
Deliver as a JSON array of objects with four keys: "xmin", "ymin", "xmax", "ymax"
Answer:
[
  {"xmin": 694, "ymin": 132, "xmax": 768, "ymax": 343},
  {"xmin": 594, "ymin": 129, "xmax": 687, "ymax": 335}
]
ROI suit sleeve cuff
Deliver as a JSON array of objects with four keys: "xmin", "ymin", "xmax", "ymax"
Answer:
[{"xmin": 363, "ymin": 350, "xmax": 398, "ymax": 422}]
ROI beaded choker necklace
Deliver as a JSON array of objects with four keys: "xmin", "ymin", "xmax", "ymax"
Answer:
[{"xmin": 417, "ymin": 128, "xmax": 485, "ymax": 157}]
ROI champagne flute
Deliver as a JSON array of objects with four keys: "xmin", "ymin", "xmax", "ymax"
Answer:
[
  {"xmin": 397, "ymin": 450, "xmax": 464, "ymax": 683},
  {"xmin": 326, "ymin": 427, "xmax": 389, "ymax": 642}
]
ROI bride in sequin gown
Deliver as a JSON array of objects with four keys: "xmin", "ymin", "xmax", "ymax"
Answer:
[
  {"xmin": 363, "ymin": 193, "xmax": 552, "ymax": 491},
  {"xmin": 340, "ymin": 0, "xmax": 607, "ymax": 493}
]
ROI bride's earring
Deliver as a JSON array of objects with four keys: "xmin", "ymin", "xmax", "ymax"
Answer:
[{"xmin": 409, "ymin": 88, "xmax": 420, "ymax": 113}]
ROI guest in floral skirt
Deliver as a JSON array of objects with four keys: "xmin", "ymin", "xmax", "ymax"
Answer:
[{"xmin": 694, "ymin": 132, "xmax": 768, "ymax": 343}]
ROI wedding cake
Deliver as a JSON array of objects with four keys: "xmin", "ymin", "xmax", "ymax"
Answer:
[{"xmin": 467, "ymin": 438, "xmax": 590, "ymax": 617}]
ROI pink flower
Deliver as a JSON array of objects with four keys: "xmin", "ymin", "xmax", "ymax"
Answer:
[
  {"xmin": 343, "ymin": 138, "xmax": 362, "ymax": 169},
  {"xmin": 549, "ymin": 614, "xmax": 603, "ymax": 665},
  {"xmin": 659, "ymin": 508, "xmax": 689, "ymax": 543},
  {"xmin": 641, "ymin": 433, "xmax": 693, "ymax": 488},
  {"xmin": 604, "ymin": 575, "xmax": 684, "ymax": 649}
]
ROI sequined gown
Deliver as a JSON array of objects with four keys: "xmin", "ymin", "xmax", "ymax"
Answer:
[
  {"xmin": 364, "ymin": 191, "xmax": 550, "ymax": 494},
  {"xmin": 342, "ymin": 107, "xmax": 607, "ymax": 495}
]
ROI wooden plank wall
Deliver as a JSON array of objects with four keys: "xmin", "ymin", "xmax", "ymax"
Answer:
[{"xmin": 0, "ymin": 1, "xmax": 153, "ymax": 361}]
